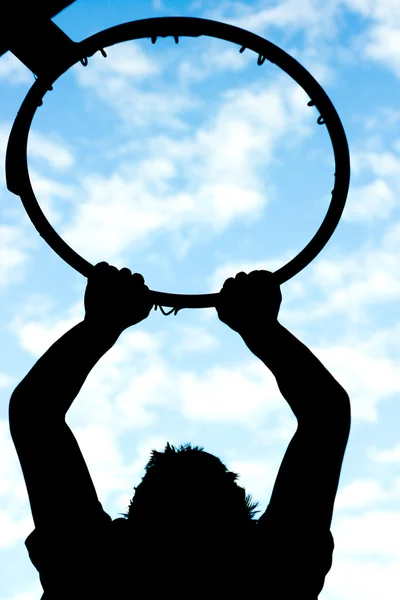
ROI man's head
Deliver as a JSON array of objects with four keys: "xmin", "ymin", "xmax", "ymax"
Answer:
[{"xmin": 121, "ymin": 442, "xmax": 259, "ymax": 542}]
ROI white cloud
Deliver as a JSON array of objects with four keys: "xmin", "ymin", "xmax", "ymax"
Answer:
[
  {"xmin": 177, "ymin": 43, "xmax": 252, "ymax": 86},
  {"xmin": 322, "ymin": 509, "xmax": 400, "ymax": 599},
  {"xmin": 0, "ymin": 53, "xmax": 32, "ymax": 85},
  {"xmin": 30, "ymin": 168, "xmax": 76, "ymax": 225},
  {"xmin": 74, "ymin": 42, "xmax": 195, "ymax": 130},
  {"xmin": 0, "ymin": 372, "xmax": 16, "ymax": 390},
  {"xmin": 334, "ymin": 479, "xmax": 387, "ymax": 510},
  {"xmin": 371, "ymin": 442, "xmax": 400, "ymax": 464},
  {"xmin": 7, "ymin": 584, "xmax": 44, "ymax": 600},
  {"xmin": 364, "ymin": 25, "xmax": 400, "ymax": 77},
  {"xmin": 77, "ymin": 43, "xmax": 160, "ymax": 79},
  {"xmin": 0, "ymin": 123, "xmax": 74, "ymax": 174},
  {"xmin": 172, "ymin": 324, "xmax": 219, "ymax": 354},
  {"xmin": 10, "ymin": 304, "xmax": 170, "ymax": 429},
  {"xmin": 293, "ymin": 219, "xmax": 400, "ymax": 327},
  {"xmin": 343, "ymin": 179, "xmax": 396, "ymax": 223},
  {"xmin": 0, "ymin": 510, "xmax": 33, "ymax": 549},
  {"xmin": 108, "ymin": 434, "xmax": 173, "ymax": 514},
  {"xmin": 208, "ymin": 0, "xmax": 341, "ymax": 44},
  {"xmin": 72, "ymin": 424, "xmax": 138, "ymax": 502},
  {"xmin": 207, "ymin": 241, "xmax": 400, "ymax": 424},
  {"xmin": 253, "ymin": 413, "xmax": 298, "ymax": 446},
  {"xmin": 0, "ymin": 124, "xmax": 8, "ymax": 169},
  {"xmin": 10, "ymin": 313, "xmax": 81, "ymax": 358},
  {"xmin": 362, "ymin": 107, "xmax": 400, "ymax": 134},
  {"xmin": 351, "ymin": 150, "xmax": 400, "ymax": 180},
  {"xmin": 342, "ymin": 0, "xmax": 400, "ymax": 77},
  {"xmin": 312, "ymin": 342, "xmax": 400, "ymax": 422},
  {"xmin": 0, "ymin": 225, "xmax": 33, "ymax": 288},
  {"xmin": 226, "ymin": 456, "xmax": 282, "ymax": 512},
  {"xmin": 344, "ymin": 0, "xmax": 400, "ymax": 20},
  {"xmin": 123, "ymin": 329, "xmax": 164, "ymax": 354},
  {"xmin": 0, "ymin": 421, "xmax": 33, "ymax": 548},
  {"xmin": 333, "ymin": 510, "xmax": 400, "ymax": 559},
  {"xmin": 178, "ymin": 360, "xmax": 283, "ymax": 425},
  {"xmin": 28, "ymin": 131, "xmax": 74, "ymax": 170},
  {"xmin": 0, "ymin": 125, "xmax": 75, "ymax": 246},
  {"xmin": 10, "ymin": 298, "xmax": 291, "ymax": 432},
  {"xmin": 0, "ymin": 422, "xmax": 23, "ymax": 502},
  {"xmin": 112, "ymin": 361, "xmax": 175, "ymax": 430},
  {"xmin": 323, "ymin": 556, "xmax": 400, "ymax": 600},
  {"xmin": 60, "ymin": 76, "xmax": 312, "ymax": 262},
  {"xmin": 61, "ymin": 172, "xmax": 190, "ymax": 260}
]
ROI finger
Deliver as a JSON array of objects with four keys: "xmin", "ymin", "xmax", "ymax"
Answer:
[
  {"xmin": 140, "ymin": 285, "xmax": 154, "ymax": 310},
  {"xmin": 131, "ymin": 273, "xmax": 145, "ymax": 285},
  {"xmin": 118, "ymin": 269, "xmax": 132, "ymax": 284},
  {"xmin": 221, "ymin": 277, "xmax": 235, "ymax": 290},
  {"xmin": 259, "ymin": 270, "xmax": 274, "ymax": 277},
  {"xmin": 248, "ymin": 270, "xmax": 274, "ymax": 284},
  {"xmin": 88, "ymin": 262, "xmax": 110, "ymax": 283},
  {"xmin": 143, "ymin": 285, "xmax": 154, "ymax": 304},
  {"xmin": 108, "ymin": 265, "xmax": 119, "ymax": 274},
  {"xmin": 90, "ymin": 262, "xmax": 109, "ymax": 278},
  {"xmin": 258, "ymin": 271, "xmax": 279, "ymax": 286},
  {"xmin": 235, "ymin": 272, "xmax": 247, "ymax": 280}
]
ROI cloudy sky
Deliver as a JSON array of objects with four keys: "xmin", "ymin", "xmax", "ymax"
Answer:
[{"xmin": 1, "ymin": 0, "xmax": 400, "ymax": 598}]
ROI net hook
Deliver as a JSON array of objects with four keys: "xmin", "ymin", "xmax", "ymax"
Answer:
[
  {"xmin": 317, "ymin": 115, "xmax": 325, "ymax": 125},
  {"xmin": 154, "ymin": 305, "xmax": 183, "ymax": 316},
  {"xmin": 100, "ymin": 48, "xmax": 107, "ymax": 57},
  {"xmin": 80, "ymin": 57, "xmax": 88, "ymax": 66}
]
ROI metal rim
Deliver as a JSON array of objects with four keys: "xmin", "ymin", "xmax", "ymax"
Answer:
[{"xmin": 6, "ymin": 16, "xmax": 350, "ymax": 310}]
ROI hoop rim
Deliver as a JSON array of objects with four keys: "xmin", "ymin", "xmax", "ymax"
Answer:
[{"xmin": 5, "ymin": 16, "xmax": 350, "ymax": 309}]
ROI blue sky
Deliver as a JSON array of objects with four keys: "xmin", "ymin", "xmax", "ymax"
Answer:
[{"xmin": 1, "ymin": 0, "xmax": 400, "ymax": 598}]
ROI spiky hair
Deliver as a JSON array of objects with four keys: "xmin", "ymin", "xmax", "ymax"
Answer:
[{"xmin": 120, "ymin": 442, "xmax": 260, "ymax": 523}]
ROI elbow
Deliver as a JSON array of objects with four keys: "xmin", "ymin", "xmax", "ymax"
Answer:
[
  {"xmin": 326, "ymin": 390, "xmax": 351, "ymax": 436},
  {"xmin": 301, "ymin": 388, "xmax": 351, "ymax": 433},
  {"xmin": 338, "ymin": 388, "xmax": 351, "ymax": 417},
  {"xmin": 8, "ymin": 390, "xmax": 36, "ymax": 434}
]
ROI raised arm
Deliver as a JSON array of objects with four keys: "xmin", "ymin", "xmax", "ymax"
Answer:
[
  {"xmin": 10, "ymin": 263, "xmax": 153, "ymax": 420},
  {"xmin": 9, "ymin": 263, "xmax": 153, "ymax": 530},
  {"xmin": 215, "ymin": 270, "xmax": 351, "ymax": 532}
]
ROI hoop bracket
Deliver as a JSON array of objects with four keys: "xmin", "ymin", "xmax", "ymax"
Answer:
[{"xmin": 7, "ymin": 18, "xmax": 79, "ymax": 81}]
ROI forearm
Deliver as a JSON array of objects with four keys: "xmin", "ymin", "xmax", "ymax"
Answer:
[
  {"xmin": 242, "ymin": 322, "xmax": 350, "ymax": 425},
  {"xmin": 9, "ymin": 320, "xmax": 120, "ymax": 423}
]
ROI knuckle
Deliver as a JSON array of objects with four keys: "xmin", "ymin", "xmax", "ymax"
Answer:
[{"xmin": 223, "ymin": 277, "xmax": 235, "ymax": 287}]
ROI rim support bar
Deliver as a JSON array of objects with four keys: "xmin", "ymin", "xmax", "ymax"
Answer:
[{"xmin": 8, "ymin": 18, "xmax": 78, "ymax": 80}]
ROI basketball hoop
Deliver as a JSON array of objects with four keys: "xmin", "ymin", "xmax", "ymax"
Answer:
[{"xmin": 5, "ymin": 16, "xmax": 350, "ymax": 312}]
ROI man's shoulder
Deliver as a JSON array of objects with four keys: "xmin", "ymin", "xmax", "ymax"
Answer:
[
  {"xmin": 25, "ymin": 502, "xmax": 113, "ymax": 562},
  {"xmin": 24, "ymin": 506, "xmax": 128, "ymax": 599}
]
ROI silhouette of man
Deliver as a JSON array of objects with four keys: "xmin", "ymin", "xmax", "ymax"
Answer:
[{"xmin": 9, "ymin": 262, "xmax": 351, "ymax": 599}]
